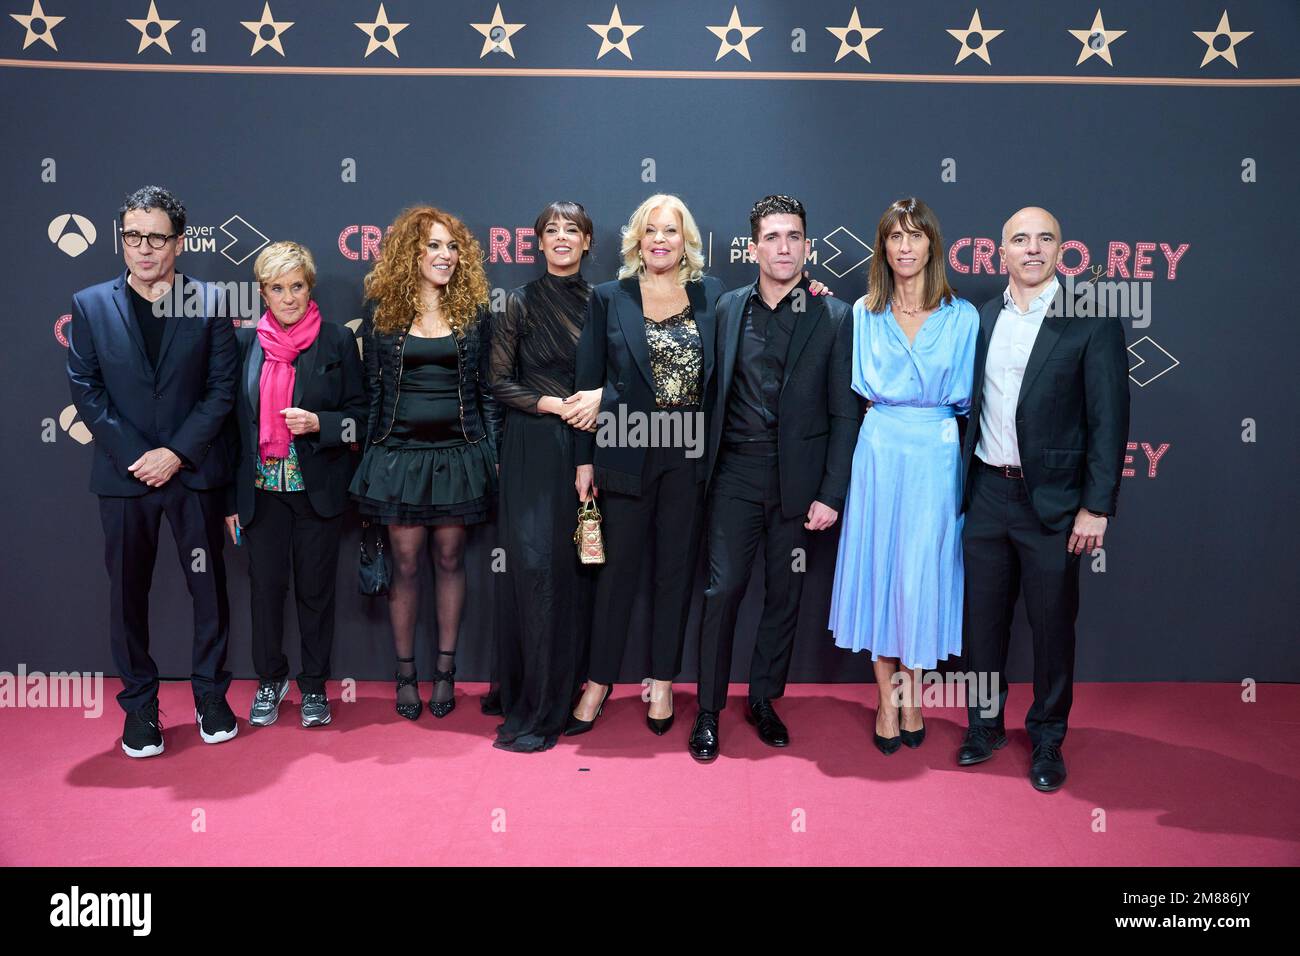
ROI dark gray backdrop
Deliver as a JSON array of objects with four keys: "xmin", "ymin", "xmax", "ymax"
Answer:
[{"xmin": 2, "ymin": 0, "xmax": 1297, "ymax": 686}]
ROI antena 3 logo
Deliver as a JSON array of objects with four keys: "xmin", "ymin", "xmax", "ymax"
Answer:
[
  {"xmin": 49, "ymin": 214, "xmax": 97, "ymax": 258},
  {"xmin": 50, "ymin": 886, "xmax": 151, "ymax": 936}
]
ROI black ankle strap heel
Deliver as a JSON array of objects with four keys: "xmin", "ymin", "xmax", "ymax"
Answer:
[
  {"xmin": 429, "ymin": 652, "xmax": 456, "ymax": 719},
  {"xmin": 395, "ymin": 656, "xmax": 422, "ymax": 721}
]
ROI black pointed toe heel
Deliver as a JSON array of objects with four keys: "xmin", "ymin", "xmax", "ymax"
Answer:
[
  {"xmin": 429, "ymin": 651, "xmax": 457, "ymax": 719},
  {"xmin": 395, "ymin": 657, "xmax": 422, "ymax": 721},
  {"xmin": 564, "ymin": 683, "xmax": 613, "ymax": 737}
]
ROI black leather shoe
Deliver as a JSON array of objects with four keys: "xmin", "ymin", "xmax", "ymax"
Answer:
[
  {"xmin": 956, "ymin": 726, "xmax": 1007, "ymax": 765},
  {"xmin": 1029, "ymin": 743, "xmax": 1067, "ymax": 792},
  {"xmin": 899, "ymin": 711, "xmax": 926, "ymax": 749},
  {"xmin": 747, "ymin": 699, "xmax": 789, "ymax": 747},
  {"xmin": 647, "ymin": 710, "xmax": 675, "ymax": 736},
  {"xmin": 688, "ymin": 710, "xmax": 719, "ymax": 762},
  {"xmin": 873, "ymin": 730, "xmax": 902, "ymax": 755},
  {"xmin": 563, "ymin": 683, "xmax": 613, "ymax": 737},
  {"xmin": 479, "ymin": 688, "xmax": 502, "ymax": 716}
]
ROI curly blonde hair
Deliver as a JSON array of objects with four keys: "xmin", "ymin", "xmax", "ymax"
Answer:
[
  {"xmin": 617, "ymin": 194, "xmax": 705, "ymax": 285},
  {"xmin": 364, "ymin": 205, "xmax": 489, "ymax": 336}
]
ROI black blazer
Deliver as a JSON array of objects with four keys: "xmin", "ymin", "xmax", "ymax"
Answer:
[
  {"xmin": 360, "ymin": 302, "xmax": 498, "ymax": 454},
  {"xmin": 67, "ymin": 270, "xmax": 237, "ymax": 497},
  {"xmin": 573, "ymin": 275, "xmax": 724, "ymax": 495},
  {"xmin": 707, "ymin": 282, "xmax": 861, "ymax": 517},
  {"xmin": 961, "ymin": 285, "xmax": 1131, "ymax": 531},
  {"xmin": 224, "ymin": 322, "xmax": 368, "ymax": 526}
]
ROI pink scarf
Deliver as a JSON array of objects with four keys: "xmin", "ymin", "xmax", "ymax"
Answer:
[{"xmin": 256, "ymin": 300, "xmax": 322, "ymax": 459}]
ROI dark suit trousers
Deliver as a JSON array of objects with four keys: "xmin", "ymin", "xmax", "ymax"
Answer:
[
  {"xmin": 697, "ymin": 448, "xmax": 808, "ymax": 712},
  {"xmin": 588, "ymin": 442, "xmax": 706, "ymax": 685},
  {"xmin": 962, "ymin": 466, "xmax": 1081, "ymax": 748},
  {"xmin": 244, "ymin": 489, "xmax": 343, "ymax": 694},
  {"xmin": 98, "ymin": 481, "xmax": 231, "ymax": 713}
]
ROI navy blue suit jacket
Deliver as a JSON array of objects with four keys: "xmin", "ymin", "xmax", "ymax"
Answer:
[{"xmin": 67, "ymin": 271, "xmax": 238, "ymax": 496}]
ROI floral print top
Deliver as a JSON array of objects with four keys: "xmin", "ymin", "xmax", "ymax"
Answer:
[
  {"xmin": 644, "ymin": 305, "xmax": 702, "ymax": 408},
  {"xmin": 255, "ymin": 440, "xmax": 306, "ymax": 492}
]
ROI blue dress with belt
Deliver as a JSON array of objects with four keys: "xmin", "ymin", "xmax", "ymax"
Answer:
[{"xmin": 829, "ymin": 295, "xmax": 979, "ymax": 669}]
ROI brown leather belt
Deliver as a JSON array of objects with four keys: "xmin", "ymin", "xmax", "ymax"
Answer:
[{"xmin": 977, "ymin": 459, "xmax": 1023, "ymax": 479}]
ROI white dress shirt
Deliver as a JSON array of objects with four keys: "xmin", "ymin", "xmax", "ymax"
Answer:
[{"xmin": 975, "ymin": 278, "xmax": 1059, "ymax": 467}]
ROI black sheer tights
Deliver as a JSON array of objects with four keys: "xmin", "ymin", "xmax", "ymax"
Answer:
[{"xmin": 388, "ymin": 523, "xmax": 466, "ymax": 708}]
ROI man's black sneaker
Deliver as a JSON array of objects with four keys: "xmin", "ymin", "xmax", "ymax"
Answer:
[
  {"xmin": 122, "ymin": 700, "xmax": 164, "ymax": 758},
  {"xmin": 195, "ymin": 693, "xmax": 238, "ymax": 744}
]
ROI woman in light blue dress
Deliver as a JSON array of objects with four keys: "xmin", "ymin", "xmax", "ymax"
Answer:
[{"xmin": 829, "ymin": 198, "xmax": 978, "ymax": 755}]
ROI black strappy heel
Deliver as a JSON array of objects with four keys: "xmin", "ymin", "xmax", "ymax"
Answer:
[
  {"xmin": 395, "ymin": 656, "xmax": 422, "ymax": 721},
  {"xmin": 429, "ymin": 651, "xmax": 456, "ymax": 719}
]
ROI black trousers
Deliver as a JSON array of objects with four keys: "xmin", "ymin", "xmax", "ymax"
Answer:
[
  {"xmin": 587, "ymin": 442, "xmax": 706, "ymax": 685},
  {"xmin": 244, "ymin": 489, "xmax": 343, "ymax": 694},
  {"xmin": 697, "ymin": 448, "xmax": 808, "ymax": 712},
  {"xmin": 98, "ymin": 481, "xmax": 231, "ymax": 714},
  {"xmin": 962, "ymin": 465, "xmax": 1081, "ymax": 748}
]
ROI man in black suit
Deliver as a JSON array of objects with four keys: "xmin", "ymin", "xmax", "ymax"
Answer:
[
  {"xmin": 958, "ymin": 206, "xmax": 1130, "ymax": 791},
  {"xmin": 67, "ymin": 185, "xmax": 239, "ymax": 758},
  {"xmin": 688, "ymin": 195, "xmax": 859, "ymax": 762}
]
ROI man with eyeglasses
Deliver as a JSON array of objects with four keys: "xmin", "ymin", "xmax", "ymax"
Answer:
[{"xmin": 66, "ymin": 185, "xmax": 239, "ymax": 758}]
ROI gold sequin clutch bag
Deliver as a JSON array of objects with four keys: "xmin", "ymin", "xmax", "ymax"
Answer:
[{"xmin": 574, "ymin": 498, "xmax": 605, "ymax": 565}]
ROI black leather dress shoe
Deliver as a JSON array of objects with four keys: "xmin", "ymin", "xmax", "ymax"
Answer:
[
  {"xmin": 747, "ymin": 699, "xmax": 790, "ymax": 747},
  {"xmin": 956, "ymin": 726, "xmax": 1008, "ymax": 766},
  {"xmin": 688, "ymin": 710, "xmax": 720, "ymax": 762},
  {"xmin": 1029, "ymin": 743, "xmax": 1067, "ymax": 792}
]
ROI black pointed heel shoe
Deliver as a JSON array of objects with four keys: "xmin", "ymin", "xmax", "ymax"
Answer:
[
  {"xmin": 899, "ymin": 711, "xmax": 926, "ymax": 749},
  {"xmin": 563, "ymin": 683, "xmax": 613, "ymax": 737},
  {"xmin": 647, "ymin": 685, "xmax": 674, "ymax": 736},
  {"xmin": 428, "ymin": 651, "xmax": 456, "ymax": 719},
  {"xmin": 395, "ymin": 657, "xmax": 422, "ymax": 721},
  {"xmin": 873, "ymin": 705, "xmax": 901, "ymax": 755}
]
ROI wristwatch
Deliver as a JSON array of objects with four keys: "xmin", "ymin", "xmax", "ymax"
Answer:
[{"xmin": 1085, "ymin": 509, "xmax": 1109, "ymax": 518}]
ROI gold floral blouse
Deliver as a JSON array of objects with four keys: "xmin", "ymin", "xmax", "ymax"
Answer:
[{"xmin": 644, "ymin": 305, "xmax": 702, "ymax": 408}]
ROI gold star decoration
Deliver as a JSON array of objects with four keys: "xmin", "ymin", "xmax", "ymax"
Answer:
[
  {"xmin": 1068, "ymin": 9, "xmax": 1125, "ymax": 66},
  {"xmin": 1194, "ymin": 10, "xmax": 1252, "ymax": 68},
  {"xmin": 126, "ymin": 1, "xmax": 179, "ymax": 55},
  {"xmin": 946, "ymin": 9, "xmax": 1002, "ymax": 65},
  {"xmin": 10, "ymin": 0, "xmax": 64, "ymax": 51},
  {"xmin": 707, "ymin": 6, "xmax": 761, "ymax": 62},
  {"xmin": 826, "ymin": 7, "xmax": 882, "ymax": 64},
  {"xmin": 588, "ymin": 4, "xmax": 642, "ymax": 61},
  {"xmin": 471, "ymin": 4, "xmax": 524, "ymax": 59},
  {"xmin": 241, "ymin": 2, "xmax": 293, "ymax": 57},
  {"xmin": 355, "ymin": 3, "xmax": 408, "ymax": 58}
]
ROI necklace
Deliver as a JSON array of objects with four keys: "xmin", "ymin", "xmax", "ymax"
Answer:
[{"xmin": 893, "ymin": 297, "xmax": 923, "ymax": 316}]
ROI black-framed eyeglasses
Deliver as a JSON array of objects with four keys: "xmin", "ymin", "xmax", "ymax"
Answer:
[{"xmin": 122, "ymin": 231, "xmax": 177, "ymax": 249}]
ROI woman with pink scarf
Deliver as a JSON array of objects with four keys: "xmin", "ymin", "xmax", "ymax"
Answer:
[{"xmin": 223, "ymin": 242, "xmax": 367, "ymax": 730}]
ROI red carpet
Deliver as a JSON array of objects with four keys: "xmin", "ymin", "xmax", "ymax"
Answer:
[{"xmin": 3, "ymin": 680, "xmax": 1297, "ymax": 866}]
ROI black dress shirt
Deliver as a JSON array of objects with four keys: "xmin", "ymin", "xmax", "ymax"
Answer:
[{"xmin": 721, "ymin": 279, "xmax": 804, "ymax": 445}]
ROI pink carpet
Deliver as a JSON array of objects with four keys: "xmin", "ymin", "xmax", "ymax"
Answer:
[{"xmin": 3, "ymin": 680, "xmax": 1297, "ymax": 866}]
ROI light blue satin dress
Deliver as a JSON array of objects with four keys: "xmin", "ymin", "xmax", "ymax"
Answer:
[{"xmin": 829, "ymin": 295, "xmax": 978, "ymax": 669}]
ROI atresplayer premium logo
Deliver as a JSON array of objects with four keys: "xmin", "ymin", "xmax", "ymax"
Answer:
[
  {"xmin": 109, "ymin": 215, "xmax": 269, "ymax": 264},
  {"xmin": 715, "ymin": 226, "xmax": 873, "ymax": 279},
  {"xmin": 48, "ymin": 213, "xmax": 97, "ymax": 258}
]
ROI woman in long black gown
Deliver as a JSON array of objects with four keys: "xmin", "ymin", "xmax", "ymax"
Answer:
[{"xmin": 490, "ymin": 201, "xmax": 602, "ymax": 752}]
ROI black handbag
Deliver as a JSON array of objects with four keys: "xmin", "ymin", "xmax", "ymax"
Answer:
[{"xmin": 358, "ymin": 522, "xmax": 391, "ymax": 597}]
